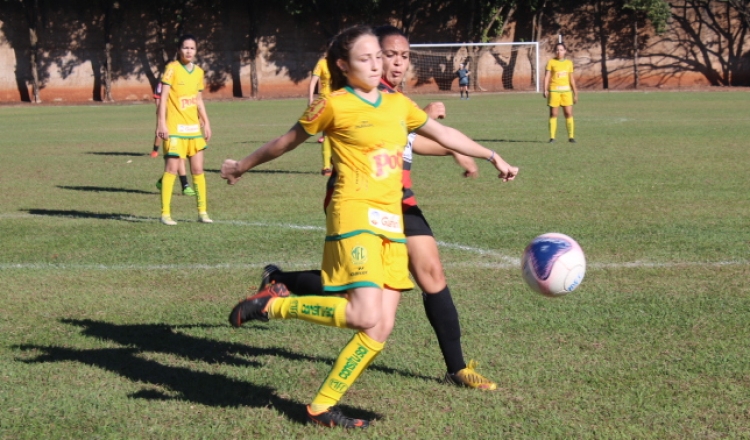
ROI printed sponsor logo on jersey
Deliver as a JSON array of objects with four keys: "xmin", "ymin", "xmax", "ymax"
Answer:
[
  {"xmin": 304, "ymin": 99, "xmax": 326, "ymax": 122},
  {"xmin": 370, "ymin": 148, "xmax": 403, "ymax": 180},
  {"xmin": 328, "ymin": 379, "xmax": 349, "ymax": 393},
  {"xmin": 177, "ymin": 124, "xmax": 200, "ymax": 133},
  {"xmin": 289, "ymin": 298, "xmax": 298, "ymax": 318},
  {"xmin": 337, "ymin": 344, "xmax": 369, "ymax": 380},
  {"xmin": 355, "ymin": 120, "xmax": 374, "ymax": 129},
  {"xmin": 179, "ymin": 95, "xmax": 197, "ymax": 110},
  {"xmin": 350, "ymin": 246, "xmax": 368, "ymax": 265},
  {"xmin": 368, "ymin": 208, "xmax": 401, "ymax": 233}
]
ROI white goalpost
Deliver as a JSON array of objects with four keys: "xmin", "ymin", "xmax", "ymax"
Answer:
[{"xmin": 406, "ymin": 42, "xmax": 540, "ymax": 94}]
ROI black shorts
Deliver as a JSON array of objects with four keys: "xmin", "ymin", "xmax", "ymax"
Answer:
[{"xmin": 403, "ymin": 205, "xmax": 433, "ymax": 237}]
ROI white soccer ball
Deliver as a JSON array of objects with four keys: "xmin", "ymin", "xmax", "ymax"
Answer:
[{"xmin": 521, "ymin": 233, "xmax": 586, "ymax": 297}]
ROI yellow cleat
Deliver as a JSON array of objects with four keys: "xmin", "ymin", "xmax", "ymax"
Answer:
[{"xmin": 444, "ymin": 360, "xmax": 497, "ymax": 390}]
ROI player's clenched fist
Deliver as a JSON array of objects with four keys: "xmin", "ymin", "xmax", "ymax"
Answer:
[{"xmin": 220, "ymin": 159, "xmax": 242, "ymax": 185}]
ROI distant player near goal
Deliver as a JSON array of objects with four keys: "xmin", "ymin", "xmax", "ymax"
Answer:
[
  {"xmin": 456, "ymin": 63, "xmax": 470, "ymax": 99},
  {"xmin": 543, "ymin": 43, "xmax": 578, "ymax": 143}
]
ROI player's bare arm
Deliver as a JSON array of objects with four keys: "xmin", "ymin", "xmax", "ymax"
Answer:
[
  {"xmin": 543, "ymin": 70, "xmax": 551, "ymax": 99},
  {"xmin": 221, "ymin": 123, "xmax": 309, "ymax": 185},
  {"xmin": 412, "ymin": 130, "xmax": 478, "ymax": 178},
  {"xmin": 196, "ymin": 92, "xmax": 211, "ymax": 142},
  {"xmin": 156, "ymin": 83, "xmax": 170, "ymax": 139},
  {"xmin": 416, "ymin": 118, "xmax": 518, "ymax": 181}
]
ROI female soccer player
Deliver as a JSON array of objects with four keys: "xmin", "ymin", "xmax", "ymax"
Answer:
[
  {"xmin": 258, "ymin": 25, "xmax": 502, "ymax": 391},
  {"xmin": 543, "ymin": 43, "xmax": 578, "ymax": 143},
  {"xmin": 456, "ymin": 62, "xmax": 470, "ymax": 99},
  {"xmin": 308, "ymin": 54, "xmax": 334, "ymax": 175},
  {"xmin": 152, "ymin": 81, "xmax": 195, "ymax": 196},
  {"xmin": 156, "ymin": 34, "xmax": 212, "ymax": 225},
  {"xmin": 221, "ymin": 25, "xmax": 517, "ymax": 428}
]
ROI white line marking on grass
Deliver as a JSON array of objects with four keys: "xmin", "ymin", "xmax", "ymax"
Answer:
[{"xmin": 2, "ymin": 213, "xmax": 747, "ymax": 271}]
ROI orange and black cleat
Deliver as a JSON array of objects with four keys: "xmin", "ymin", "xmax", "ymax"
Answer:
[
  {"xmin": 307, "ymin": 405, "xmax": 369, "ymax": 429},
  {"xmin": 228, "ymin": 282, "xmax": 289, "ymax": 327}
]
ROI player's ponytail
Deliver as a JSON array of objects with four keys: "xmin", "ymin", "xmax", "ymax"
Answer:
[{"xmin": 327, "ymin": 25, "xmax": 376, "ymax": 91}]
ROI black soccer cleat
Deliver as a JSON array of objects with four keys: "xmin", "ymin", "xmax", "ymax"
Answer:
[
  {"xmin": 258, "ymin": 264, "xmax": 282, "ymax": 291},
  {"xmin": 307, "ymin": 405, "xmax": 369, "ymax": 429},
  {"xmin": 548, "ymin": 138, "xmax": 555, "ymax": 143},
  {"xmin": 568, "ymin": 138, "xmax": 577, "ymax": 143},
  {"xmin": 228, "ymin": 282, "xmax": 289, "ymax": 327}
]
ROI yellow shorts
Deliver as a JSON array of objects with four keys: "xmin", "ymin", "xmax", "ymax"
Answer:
[
  {"xmin": 548, "ymin": 91, "xmax": 573, "ymax": 108},
  {"xmin": 164, "ymin": 137, "xmax": 207, "ymax": 159},
  {"xmin": 322, "ymin": 232, "xmax": 413, "ymax": 293}
]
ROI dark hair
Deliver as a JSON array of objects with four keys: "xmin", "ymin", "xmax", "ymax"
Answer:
[
  {"xmin": 555, "ymin": 42, "xmax": 567, "ymax": 51},
  {"xmin": 327, "ymin": 25, "xmax": 376, "ymax": 90},
  {"xmin": 374, "ymin": 25, "xmax": 407, "ymax": 45},
  {"xmin": 178, "ymin": 34, "xmax": 197, "ymax": 48}
]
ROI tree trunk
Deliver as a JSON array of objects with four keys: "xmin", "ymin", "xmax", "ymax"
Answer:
[
  {"xmin": 595, "ymin": 0, "xmax": 609, "ymax": 89},
  {"xmin": 24, "ymin": 0, "xmax": 41, "ymax": 103},
  {"xmin": 102, "ymin": 1, "xmax": 115, "ymax": 102},
  {"xmin": 632, "ymin": 13, "xmax": 639, "ymax": 89},
  {"xmin": 247, "ymin": 2, "xmax": 260, "ymax": 99},
  {"xmin": 29, "ymin": 26, "xmax": 40, "ymax": 103}
]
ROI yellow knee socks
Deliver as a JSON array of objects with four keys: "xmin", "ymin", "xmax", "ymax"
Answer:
[
  {"xmin": 192, "ymin": 173, "xmax": 207, "ymax": 213},
  {"xmin": 160, "ymin": 172, "xmax": 176, "ymax": 216},
  {"xmin": 268, "ymin": 296, "xmax": 348, "ymax": 328},
  {"xmin": 310, "ymin": 331, "xmax": 384, "ymax": 412}
]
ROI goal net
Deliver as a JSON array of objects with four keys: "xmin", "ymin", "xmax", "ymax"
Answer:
[{"xmin": 406, "ymin": 42, "xmax": 539, "ymax": 94}]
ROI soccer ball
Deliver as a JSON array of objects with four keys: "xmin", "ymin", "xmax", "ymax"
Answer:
[{"xmin": 521, "ymin": 233, "xmax": 586, "ymax": 297}]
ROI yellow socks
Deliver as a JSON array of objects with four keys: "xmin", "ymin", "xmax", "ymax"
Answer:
[
  {"xmin": 566, "ymin": 117, "xmax": 575, "ymax": 139},
  {"xmin": 268, "ymin": 296, "xmax": 348, "ymax": 328},
  {"xmin": 192, "ymin": 173, "xmax": 207, "ymax": 213},
  {"xmin": 549, "ymin": 117, "xmax": 557, "ymax": 140},
  {"xmin": 309, "ymin": 331, "xmax": 384, "ymax": 412},
  {"xmin": 160, "ymin": 172, "xmax": 176, "ymax": 216}
]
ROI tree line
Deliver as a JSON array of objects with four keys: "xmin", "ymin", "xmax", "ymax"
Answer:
[{"xmin": 1, "ymin": 0, "xmax": 748, "ymax": 102}]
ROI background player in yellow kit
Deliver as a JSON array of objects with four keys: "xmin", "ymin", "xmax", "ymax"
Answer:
[
  {"xmin": 308, "ymin": 54, "xmax": 334, "ymax": 175},
  {"xmin": 152, "ymin": 81, "xmax": 195, "ymax": 196},
  {"xmin": 221, "ymin": 25, "xmax": 517, "ymax": 429},
  {"xmin": 543, "ymin": 42, "xmax": 579, "ymax": 143},
  {"xmin": 156, "ymin": 34, "xmax": 213, "ymax": 225}
]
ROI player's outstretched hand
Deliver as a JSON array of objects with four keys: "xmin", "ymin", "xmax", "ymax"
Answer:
[{"xmin": 221, "ymin": 159, "xmax": 242, "ymax": 185}]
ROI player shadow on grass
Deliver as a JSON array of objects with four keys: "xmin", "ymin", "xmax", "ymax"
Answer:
[
  {"xmin": 57, "ymin": 185, "xmax": 153, "ymax": 195},
  {"xmin": 203, "ymin": 168, "xmax": 318, "ymax": 175},
  {"xmin": 472, "ymin": 138, "xmax": 548, "ymax": 144},
  {"xmin": 15, "ymin": 318, "xmax": 436, "ymax": 424},
  {"xmin": 25, "ymin": 208, "xmax": 151, "ymax": 222},
  {"xmin": 15, "ymin": 320, "xmax": 380, "ymax": 425},
  {"xmin": 86, "ymin": 152, "xmax": 150, "ymax": 157}
]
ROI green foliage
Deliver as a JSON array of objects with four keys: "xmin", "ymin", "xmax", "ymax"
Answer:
[
  {"xmin": 0, "ymin": 92, "xmax": 749, "ymax": 438},
  {"xmin": 624, "ymin": 0, "xmax": 671, "ymax": 33}
]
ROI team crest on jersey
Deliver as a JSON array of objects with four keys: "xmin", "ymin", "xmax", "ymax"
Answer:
[
  {"xmin": 163, "ymin": 68, "xmax": 174, "ymax": 82},
  {"xmin": 304, "ymin": 98, "xmax": 326, "ymax": 122},
  {"xmin": 351, "ymin": 245, "xmax": 368, "ymax": 265}
]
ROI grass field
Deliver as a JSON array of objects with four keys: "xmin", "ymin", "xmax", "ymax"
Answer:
[{"xmin": 1, "ymin": 91, "xmax": 749, "ymax": 439}]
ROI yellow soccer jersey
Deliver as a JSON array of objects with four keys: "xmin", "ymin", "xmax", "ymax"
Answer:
[
  {"xmin": 299, "ymin": 87, "xmax": 428, "ymax": 240},
  {"xmin": 546, "ymin": 58, "xmax": 574, "ymax": 92},
  {"xmin": 312, "ymin": 58, "xmax": 332, "ymax": 98},
  {"xmin": 161, "ymin": 61, "xmax": 205, "ymax": 138}
]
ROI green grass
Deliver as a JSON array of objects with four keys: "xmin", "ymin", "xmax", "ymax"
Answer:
[{"xmin": 1, "ymin": 91, "xmax": 749, "ymax": 439}]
